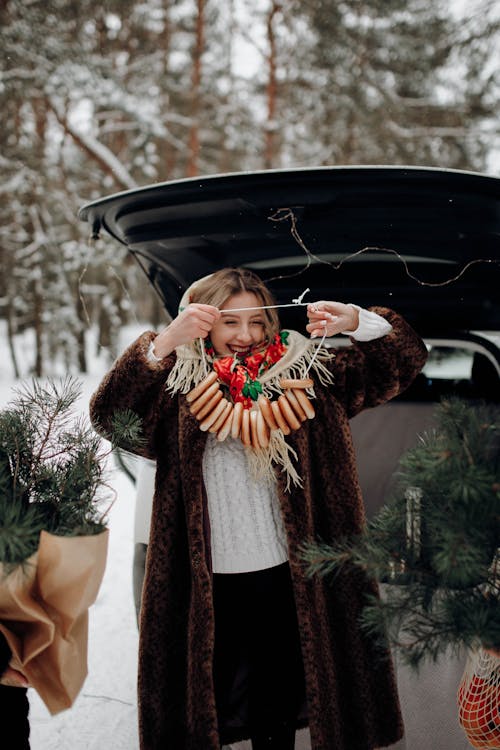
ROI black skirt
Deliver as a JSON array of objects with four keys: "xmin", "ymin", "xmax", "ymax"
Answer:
[{"xmin": 212, "ymin": 562, "xmax": 308, "ymax": 744}]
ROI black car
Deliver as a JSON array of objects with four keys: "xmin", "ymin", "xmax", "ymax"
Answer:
[
  {"xmin": 80, "ymin": 165, "xmax": 500, "ymax": 750},
  {"xmin": 80, "ymin": 164, "xmax": 500, "ymax": 512}
]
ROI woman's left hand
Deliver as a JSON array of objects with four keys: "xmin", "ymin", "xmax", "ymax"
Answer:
[{"xmin": 306, "ymin": 301, "xmax": 359, "ymax": 338}]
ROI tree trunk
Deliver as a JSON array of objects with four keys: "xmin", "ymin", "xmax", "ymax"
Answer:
[
  {"xmin": 33, "ymin": 280, "xmax": 43, "ymax": 377},
  {"xmin": 186, "ymin": 0, "xmax": 205, "ymax": 177},
  {"xmin": 5, "ymin": 298, "xmax": 20, "ymax": 380},
  {"xmin": 75, "ymin": 287, "xmax": 87, "ymax": 374},
  {"xmin": 264, "ymin": 1, "xmax": 281, "ymax": 169}
]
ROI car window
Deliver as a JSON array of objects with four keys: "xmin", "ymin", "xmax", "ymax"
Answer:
[
  {"xmin": 398, "ymin": 343, "xmax": 499, "ymax": 403},
  {"xmin": 423, "ymin": 346, "xmax": 473, "ymax": 380}
]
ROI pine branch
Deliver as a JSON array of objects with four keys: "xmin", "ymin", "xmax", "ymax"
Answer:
[
  {"xmin": 0, "ymin": 376, "xmax": 111, "ymax": 566},
  {"xmin": 302, "ymin": 398, "xmax": 500, "ymax": 668}
]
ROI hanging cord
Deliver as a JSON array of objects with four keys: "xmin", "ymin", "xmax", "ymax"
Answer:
[
  {"xmin": 199, "ymin": 336, "xmax": 209, "ymax": 376},
  {"xmin": 267, "ymin": 207, "xmax": 500, "ymax": 287},
  {"xmin": 305, "ymin": 325, "xmax": 328, "ymax": 376}
]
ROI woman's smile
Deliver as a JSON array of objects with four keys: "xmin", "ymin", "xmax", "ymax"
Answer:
[{"xmin": 210, "ymin": 291, "xmax": 267, "ymax": 356}]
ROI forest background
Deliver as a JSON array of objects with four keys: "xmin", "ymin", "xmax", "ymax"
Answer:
[{"xmin": 1, "ymin": 0, "xmax": 499, "ymax": 379}]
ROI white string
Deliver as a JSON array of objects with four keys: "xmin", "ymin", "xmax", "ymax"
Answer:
[
  {"xmin": 219, "ymin": 288, "xmax": 311, "ymax": 314},
  {"xmin": 199, "ymin": 338, "xmax": 209, "ymax": 375},
  {"xmin": 305, "ymin": 325, "xmax": 328, "ymax": 376}
]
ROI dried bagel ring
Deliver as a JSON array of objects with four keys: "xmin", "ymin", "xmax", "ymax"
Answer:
[
  {"xmin": 199, "ymin": 398, "xmax": 228, "ymax": 432},
  {"xmin": 249, "ymin": 410, "xmax": 260, "ymax": 450},
  {"xmin": 293, "ymin": 388, "xmax": 315, "ymax": 419},
  {"xmin": 279, "ymin": 377, "xmax": 313, "ymax": 390},
  {"xmin": 231, "ymin": 401, "xmax": 244, "ymax": 439},
  {"xmin": 284, "ymin": 389, "xmax": 307, "ymax": 422},
  {"xmin": 256, "ymin": 409, "xmax": 270, "ymax": 448},
  {"xmin": 257, "ymin": 395, "xmax": 279, "ymax": 431},
  {"xmin": 210, "ymin": 400, "xmax": 232, "ymax": 434},
  {"xmin": 270, "ymin": 399, "xmax": 291, "ymax": 435},
  {"xmin": 278, "ymin": 395, "xmax": 301, "ymax": 431},
  {"xmin": 193, "ymin": 388, "xmax": 223, "ymax": 421},
  {"xmin": 189, "ymin": 382, "xmax": 221, "ymax": 416},
  {"xmin": 241, "ymin": 408, "xmax": 252, "ymax": 447},
  {"xmin": 186, "ymin": 371, "xmax": 219, "ymax": 402},
  {"xmin": 216, "ymin": 404, "xmax": 235, "ymax": 442}
]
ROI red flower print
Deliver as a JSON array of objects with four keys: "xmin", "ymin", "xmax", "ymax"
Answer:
[
  {"xmin": 214, "ymin": 356, "xmax": 234, "ymax": 383},
  {"xmin": 229, "ymin": 366, "xmax": 247, "ymax": 403},
  {"xmin": 244, "ymin": 352, "xmax": 265, "ymax": 379}
]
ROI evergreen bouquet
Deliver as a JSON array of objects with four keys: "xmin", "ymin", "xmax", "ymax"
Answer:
[
  {"xmin": 0, "ymin": 377, "xmax": 112, "ymax": 714},
  {"xmin": 303, "ymin": 398, "xmax": 500, "ymax": 746}
]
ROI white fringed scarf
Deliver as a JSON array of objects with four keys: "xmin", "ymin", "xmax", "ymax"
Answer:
[{"xmin": 166, "ymin": 330, "xmax": 335, "ymax": 489}]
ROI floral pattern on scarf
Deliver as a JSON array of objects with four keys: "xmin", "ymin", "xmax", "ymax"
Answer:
[{"xmin": 207, "ymin": 332, "xmax": 289, "ymax": 408}]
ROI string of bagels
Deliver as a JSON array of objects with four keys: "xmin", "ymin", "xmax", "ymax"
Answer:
[{"xmin": 185, "ymin": 289, "xmax": 328, "ymax": 451}]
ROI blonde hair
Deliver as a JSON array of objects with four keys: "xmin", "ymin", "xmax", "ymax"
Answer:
[{"xmin": 189, "ymin": 268, "xmax": 280, "ymax": 340}]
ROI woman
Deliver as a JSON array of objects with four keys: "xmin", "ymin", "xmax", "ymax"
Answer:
[
  {"xmin": 0, "ymin": 635, "xmax": 31, "ymax": 749},
  {"xmin": 90, "ymin": 268, "xmax": 428, "ymax": 750}
]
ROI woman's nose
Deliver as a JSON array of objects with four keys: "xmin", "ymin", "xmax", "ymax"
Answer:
[{"xmin": 235, "ymin": 325, "xmax": 253, "ymax": 342}]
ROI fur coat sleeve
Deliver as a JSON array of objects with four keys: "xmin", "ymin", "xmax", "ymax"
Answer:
[
  {"xmin": 89, "ymin": 331, "xmax": 176, "ymax": 460},
  {"xmin": 327, "ymin": 306, "xmax": 428, "ymax": 418}
]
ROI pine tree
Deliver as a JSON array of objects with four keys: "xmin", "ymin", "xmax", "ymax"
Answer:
[
  {"xmin": 0, "ymin": 377, "xmax": 143, "ymax": 571},
  {"xmin": 302, "ymin": 398, "xmax": 500, "ymax": 668}
]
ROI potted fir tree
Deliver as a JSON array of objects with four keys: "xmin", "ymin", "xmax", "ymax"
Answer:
[{"xmin": 0, "ymin": 377, "xmax": 113, "ymax": 714}]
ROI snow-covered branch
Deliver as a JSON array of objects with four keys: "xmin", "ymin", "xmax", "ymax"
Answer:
[{"xmin": 48, "ymin": 102, "xmax": 138, "ymax": 191}]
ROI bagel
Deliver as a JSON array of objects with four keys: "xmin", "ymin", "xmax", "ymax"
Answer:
[
  {"xmin": 199, "ymin": 398, "xmax": 228, "ymax": 431},
  {"xmin": 190, "ymin": 383, "xmax": 221, "ymax": 417},
  {"xmin": 278, "ymin": 394, "xmax": 301, "ymax": 431},
  {"xmin": 270, "ymin": 399, "xmax": 291, "ymax": 435},
  {"xmin": 188, "ymin": 383, "xmax": 220, "ymax": 417},
  {"xmin": 293, "ymin": 388, "xmax": 315, "ymax": 419},
  {"xmin": 279, "ymin": 377, "xmax": 313, "ymax": 390},
  {"xmin": 216, "ymin": 405, "xmax": 235, "ymax": 442},
  {"xmin": 241, "ymin": 408, "xmax": 252, "ymax": 447},
  {"xmin": 257, "ymin": 395, "xmax": 279, "ymax": 431},
  {"xmin": 231, "ymin": 401, "xmax": 244, "ymax": 439},
  {"xmin": 284, "ymin": 389, "xmax": 307, "ymax": 421},
  {"xmin": 186, "ymin": 371, "xmax": 219, "ymax": 402},
  {"xmin": 209, "ymin": 400, "xmax": 232, "ymax": 434},
  {"xmin": 249, "ymin": 410, "xmax": 260, "ymax": 450},
  {"xmin": 256, "ymin": 409, "xmax": 270, "ymax": 448}
]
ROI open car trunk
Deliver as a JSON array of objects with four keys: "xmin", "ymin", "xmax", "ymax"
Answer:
[{"xmin": 80, "ymin": 165, "xmax": 500, "ymax": 336}]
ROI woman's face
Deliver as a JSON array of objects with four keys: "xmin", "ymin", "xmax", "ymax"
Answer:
[{"xmin": 209, "ymin": 291, "xmax": 267, "ymax": 357}]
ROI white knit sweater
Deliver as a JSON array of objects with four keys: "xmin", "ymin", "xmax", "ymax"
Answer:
[{"xmin": 202, "ymin": 435, "xmax": 289, "ymax": 573}]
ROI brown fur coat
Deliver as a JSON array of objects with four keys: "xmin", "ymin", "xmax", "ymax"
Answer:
[{"xmin": 90, "ymin": 307, "xmax": 428, "ymax": 750}]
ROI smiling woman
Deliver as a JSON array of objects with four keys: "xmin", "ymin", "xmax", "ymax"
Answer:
[{"xmin": 89, "ymin": 264, "xmax": 428, "ymax": 750}]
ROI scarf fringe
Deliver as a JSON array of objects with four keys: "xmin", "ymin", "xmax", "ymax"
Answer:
[
  {"xmin": 247, "ymin": 430, "xmax": 303, "ymax": 490},
  {"xmin": 165, "ymin": 343, "xmax": 209, "ymax": 394},
  {"xmin": 260, "ymin": 344, "xmax": 334, "ymax": 399},
  {"xmin": 166, "ymin": 335, "xmax": 335, "ymax": 397}
]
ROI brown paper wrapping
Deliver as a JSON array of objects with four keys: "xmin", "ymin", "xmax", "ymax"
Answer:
[{"xmin": 0, "ymin": 529, "xmax": 109, "ymax": 714}]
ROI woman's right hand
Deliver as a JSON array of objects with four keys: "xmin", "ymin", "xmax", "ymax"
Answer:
[{"xmin": 152, "ymin": 304, "xmax": 221, "ymax": 358}]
